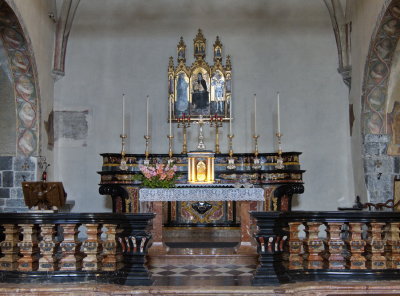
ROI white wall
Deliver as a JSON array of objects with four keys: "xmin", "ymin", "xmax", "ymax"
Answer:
[{"xmin": 54, "ymin": 0, "xmax": 354, "ymax": 212}]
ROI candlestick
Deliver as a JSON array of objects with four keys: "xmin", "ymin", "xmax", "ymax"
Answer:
[
  {"xmin": 229, "ymin": 101, "xmax": 232, "ymax": 135},
  {"xmin": 122, "ymin": 93, "xmax": 125, "ymax": 135},
  {"xmin": 211, "ymin": 116, "xmax": 223, "ymax": 154},
  {"xmin": 119, "ymin": 134, "xmax": 128, "ymax": 171},
  {"xmin": 144, "ymin": 135, "xmax": 150, "ymax": 162},
  {"xmin": 275, "ymin": 132, "xmax": 284, "ymax": 170},
  {"xmin": 146, "ymin": 95, "xmax": 149, "ymax": 136},
  {"xmin": 227, "ymin": 133, "xmax": 236, "ymax": 170},
  {"xmin": 252, "ymin": 135, "xmax": 261, "ymax": 170},
  {"xmin": 277, "ymin": 92, "xmax": 280, "ymax": 134},
  {"xmin": 169, "ymin": 97, "xmax": 172, "ymax": 136},
  {"xmin": 254, "ymin": 93, "xmax": 257, "ymax": 135},
  {"xmin": 167, "ymin": 134, "xmax": 174, "ymax": 160},
  {"xmin": 177, "ymin": 115, "xmax": 190, "ymax": 154}
]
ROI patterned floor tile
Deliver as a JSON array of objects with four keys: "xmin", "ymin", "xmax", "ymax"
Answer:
[{"xmin": 149, "ymin": 264, "xmax": 256, "ymax": 277}]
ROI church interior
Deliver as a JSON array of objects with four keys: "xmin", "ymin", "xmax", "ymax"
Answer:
[{"xmin": 2, "ymin": 0, "xmax": 400, "ymax": 295}]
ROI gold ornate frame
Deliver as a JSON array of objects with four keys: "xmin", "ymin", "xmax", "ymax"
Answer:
[{"xmin": 168, "ymin": 29, "xmax": 232, "ymax": 121}]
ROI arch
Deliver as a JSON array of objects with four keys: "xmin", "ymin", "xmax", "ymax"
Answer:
[
  {"xmin": 362, "ymin": 0, "xmax": 400, "ymax": 135},
  {"xmin": 0, "ymin": 0, "xmax": 40, "ymax": 156}
]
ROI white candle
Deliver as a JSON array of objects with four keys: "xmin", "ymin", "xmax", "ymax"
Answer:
[
  {"xmin": 277, "ymin": 92, "xmax": 281, "ymax": 134},
  {"xmin": 122, "ymin": 93, "xmax": 125, "ymax": 135},
  {"xmin": 254, "ymin": 93, "xmax": 257, "ymax": 135},
  {"xmin": 229, "ymin": 102, "xmax": 232, "ymax": 135},
  {"xmin": 146, "ymin": 95, "xmax": 149, "ymax": 136},
  {"xmin": 169, "ymin": 97, "xmax": 172, "ymax": 136}
]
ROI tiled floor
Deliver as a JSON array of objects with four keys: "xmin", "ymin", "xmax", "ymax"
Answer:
[{"xmin": 150, "ymin": 264, "xmax": 256, "ymax": 286}]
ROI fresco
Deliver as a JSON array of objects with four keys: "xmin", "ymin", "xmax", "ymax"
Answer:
[
  {"xmin": 363, "ymin": 1, "xmax": 400, "ymax": 136},
  {"xmin": 0, "ymin": 4, "xmax": 39, "ymax": 156}
]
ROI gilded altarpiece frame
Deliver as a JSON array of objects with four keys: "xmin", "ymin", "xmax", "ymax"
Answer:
[{"xmin": 168, "ymin": 29, "xmax": 232, "ymax": 121}]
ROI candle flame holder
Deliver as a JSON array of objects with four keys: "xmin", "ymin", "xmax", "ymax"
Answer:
[
  {"xmin": 252, "ymin": 134, "xmax": 261, "ymax": 170},
  {"xmin": 275, "ymin": 132, "xmax": 284, "ymax": 170},
  {"xmin": 177, "ymin": 115, "xmax": 191, "ymax": 154},
  {"xmin": 227, "ymin": 134, "xmax": 236, "ymax": 170},
  {"xmin": 119, "ymin": 134, "xmax": 128, "ymax": 171}
]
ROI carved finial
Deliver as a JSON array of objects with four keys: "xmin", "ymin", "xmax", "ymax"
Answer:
[
  {"xmin": 226, "ymin": 55, "xmax": 232, "ymax": 70},
  {"xmin": 194, "ymin": 29, "xmax": 206, "ymax": 60},
  {"xmin": 213, "ymin": 36, "xmax": 223, "ymax": 63},
  {"xmin": 177, "ymin": 37, "xmax": 186, "ymax": 63},
  {"xmin": 168, "ymin": 57, "xmax": 174, "ymax": 72}
]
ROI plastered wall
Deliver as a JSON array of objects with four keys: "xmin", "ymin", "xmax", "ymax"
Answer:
[{"xmin": 51, "ymin": 0, "xmax": 356, "ymax": 212}]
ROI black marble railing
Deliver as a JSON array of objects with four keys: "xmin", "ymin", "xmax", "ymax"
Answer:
[
  {"xmin": 251, "ymin": 211, "xmax": 400, "ymax": 285},
  {"xmin": 0, "ymin": 213, "xmax": 154, "ymax": 285}
]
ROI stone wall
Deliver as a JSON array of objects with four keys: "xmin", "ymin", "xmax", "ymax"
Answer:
[{"xmin": 0, "ymin": 156, "xmax": 36, "ymax": 212}]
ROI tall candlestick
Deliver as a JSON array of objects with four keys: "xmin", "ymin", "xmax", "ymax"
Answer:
[
  {"xmin": 169, "ymin": 97, "xmax": 172, "ymax": 136},
  {"xmin": 229, "ymin": 102, "xmax": 232, "ymax": 135},
  {"xmin": 277, "ymin": 92, "xmax": 280, "ymax": 134},
  {"xmin": 254, "ymin": 93, "xmax": 257, "ymax": 135},
  {"xmin": 146, "ymin": 95, "xmax": 149, "ymax": 136},
  {"xmin": 122, "ymin": 93, "xmax": 125, "ymax": 135}
]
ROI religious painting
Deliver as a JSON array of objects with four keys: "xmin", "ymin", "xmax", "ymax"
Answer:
[
  {"xmin": 190, "ymin": 68, "xmax": 210, "ymax": 116},
  {"xmin": 168, "ymin": 29, "xmax": 232, "ymax": 121},
  {"xmin": 174, "ymin": 72, "xmax": 189, "ymax": 117}
]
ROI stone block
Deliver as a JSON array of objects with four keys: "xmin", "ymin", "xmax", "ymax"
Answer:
[
  {"xmin": 364, "ymin": 134, "xmax": 390, "ymax": 143},
  {"xmin": 0, "ymin": 199, "xmax": 5, "ymax": 206},
  {"xmin": 2, "ymin": 171, "xmax": 13, "ymax": 187},
  {"xmin": 13, "ymin": 157, "xmax": 36, "ymax": 172},
  {"xmin": 5, "ymin": 199, "xmax": 26, "ymax": 207},
  {"xmin": 0, "ymin": 188, "xmax": 10, "ymax": 198},
  {"xmin": 0, "ymin": 156, "xmax": 12, "ymax": 170},
  {"xmin": 14, "ymin": 172, "xmax": 34, "ymax": 187},
  {"xmin": 364, "ymin": 156, "xmax": 394, "ymax": 174},
  {"xmin": 10, "ymin": 188, "xmax": 23, "ymax": 199},
  {"xmin": 364, "ymin": 143, "xmax": 381, "ymax": 155},
  {"xmin": 365, "ymin": 174, "xmax": 393, "ymax": 193}
]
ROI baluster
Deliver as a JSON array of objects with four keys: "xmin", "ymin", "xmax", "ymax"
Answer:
[
  {"xmin": 288, "ymin": 222, "xmax": 303, "ymax": 269},
  {"xmin": 348, "ymin": 222, "xmax": 366, "ymax": 269},
  {"xmin": 367, "ymin": 222, "xmax": 386, "ymax": 269},
  {"xmin": 82, "ymin": 223, "xmax": 102, "ymax": 271},
  {"xmin": 386, "ymin": 222, "xmax": 400, "ymax": 269},
  {"xmin": 327, "ymin": 222, "xmax": 345, "ymax": 269},
  {"xmin": 0, "ymin": 224, "xmax": 20, "ymax": 270},
  {"xmin": 59, "ymin": 223, "xmax": 82, "ymax": 271},
  {"xmin": 17, "ymin": 224, "xmax": 39, "ymax": 271},
  {"xmin": 102, "ymin": 224, "xmax": 122, "ymax": 271},
  {"xmin": 38, "ymin": 224, "xmax": 58, "ymax": 271},
  {"xmin": 304, "ymin": 222, "xmax": 324, "ymax": 269}
]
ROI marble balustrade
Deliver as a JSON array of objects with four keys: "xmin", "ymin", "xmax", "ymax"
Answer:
[
  {"xmin": 251, "ymin": 211, "xmax": 400, "ymax": 285},
  {"xmin": 0, "ymin": 213, "xmax": 154, "ymax": 285}
]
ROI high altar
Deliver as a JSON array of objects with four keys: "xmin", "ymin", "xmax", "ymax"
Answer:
[{"xmin": 98, "ymin": 30, "xmax": 305, "ymax": 256}]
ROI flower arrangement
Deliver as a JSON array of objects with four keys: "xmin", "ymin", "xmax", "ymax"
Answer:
[{"xmin": 139, "ymin": 163, "xmax": 178, "ymax": 188}]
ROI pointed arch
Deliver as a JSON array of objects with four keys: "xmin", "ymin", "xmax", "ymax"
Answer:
[{"xmin": 0, "ymin": 0, "xmax": 40, "ymax": 156}]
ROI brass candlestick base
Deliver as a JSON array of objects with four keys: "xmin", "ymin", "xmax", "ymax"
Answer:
[
  {"xmin": 144, "ymin": 135, "xmax": 150, "ymax": 165},
  {"xmin": 227, "ymin": 134, "xmax": 236, "ymax": 170},
  {"xmin": 253, "ymin": 134, "xmax": 261, "ymax": 170},
  {"xmin": 167, "ymin": 134, "xmax": 174, "ymax": 161},
  {"xmin": 275, "ymin": 132, "xmax": 284, "ymax": 169},
  {"xmin": 119, "ymin": 134, "xmax": 128, "ymax": 171}
]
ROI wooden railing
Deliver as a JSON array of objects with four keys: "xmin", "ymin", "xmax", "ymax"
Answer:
[
  {"xmin": 251, "ymin": 211, "xmax": 400, "ymax": 285},
  {"xmin": 0, "ymin": 213, "xmax": 154, "ymax": 285}
]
